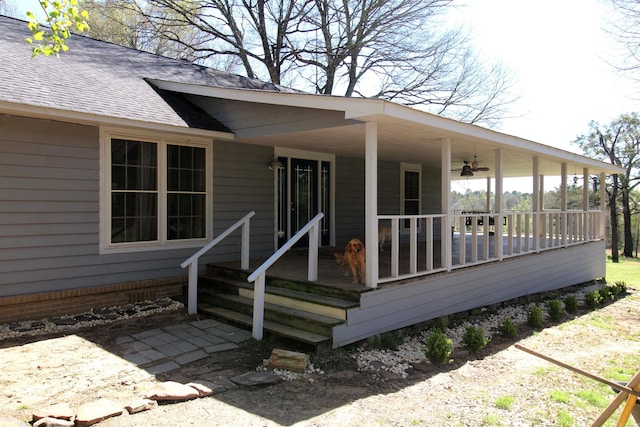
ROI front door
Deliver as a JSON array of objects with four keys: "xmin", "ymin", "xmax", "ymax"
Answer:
[{"xmin": 276, "ymin": 156, "xmax": 331, "ymax": 248}]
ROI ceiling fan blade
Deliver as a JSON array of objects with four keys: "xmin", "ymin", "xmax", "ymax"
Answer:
[{"xmin": 474, "ymin": 167, "xmax": 490, "ymax": 171}]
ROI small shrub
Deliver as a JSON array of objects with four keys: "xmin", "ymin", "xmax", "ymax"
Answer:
[
  {"xmin": 424, "ymin": 328, "xmax": 452, "ymax": 365},
  {"xmin": 613, "ymin": 281, "xmax": 627, "ymax": 294},
  {"xmin": 585, "ymin": 290, "xmax": 603, "ymax": 309},
  {"xmin": 547, "ymin": 299, "xmax": 564, "ymax": 322},
  {"xmin": 599, "ymin": 286, "xmax": 614, "ymax": 301},
  {"xmin": 564, "ymin": 295, "xmax": 578, "ymax": 314},
  {"xmin": 370, "ymin": 332, "xmax": 403, "ymax": 350},
  {"xmin": 462, "ymin": 325, "xmax": 490, "ymax": 354},
  {"xmin": 498, "ymin": 318, "xmax": 518, "ymax": 338},
  {"xmin": 527, "ymin": 306, "xmax": 545, "ymax": 329}
]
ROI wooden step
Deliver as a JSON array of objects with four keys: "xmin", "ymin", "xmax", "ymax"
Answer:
[
  {"xmin": 199, "ymin": 274, "xmax": 358, "ymax": 320},
  {"xmin": 214, "ymin": 293, "xmax": 343, "ymax": 336},
  {"xmin": 199, "ymin": 306, "xmax": 331, "ymax": 346}
]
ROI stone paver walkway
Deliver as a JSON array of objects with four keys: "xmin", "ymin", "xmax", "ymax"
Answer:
[{"xmin": 113, "ymin": 318, "xmax": 252, "ymax": 374}]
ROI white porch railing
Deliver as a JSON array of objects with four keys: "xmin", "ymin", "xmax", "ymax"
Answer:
[
  {"xmin": 180, "ymin": 211, "xmax": 255, "ymax": 315},
  {"xmin": 377, "ymin": 214, "xmax": 448, "ymax": 284},
  {"xmin": 247, "ymin": 212, "xmax": 324, "ymax": 340},
  {"xmin": 378, "ymin": 210, "xmax": 604, "ymax": 282}
]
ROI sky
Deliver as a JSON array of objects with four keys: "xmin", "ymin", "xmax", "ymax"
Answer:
[{"xmin": 451, "ymin": 0, "xmax": 639, "ymax": 154}]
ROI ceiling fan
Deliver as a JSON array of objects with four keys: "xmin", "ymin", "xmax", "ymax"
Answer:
[{"xmin": 452, "ymin": 156, "xmax": 490, "ymax": 176}]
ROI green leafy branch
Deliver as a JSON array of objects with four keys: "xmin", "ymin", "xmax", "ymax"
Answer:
[{"xmin": 25, "ymin": 0, "xmax": 90, "ymax": 57}]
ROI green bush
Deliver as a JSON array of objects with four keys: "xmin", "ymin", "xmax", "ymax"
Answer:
[
  {"xmin": 498, "ymin": 318, "xmax": 519, "ymax": 338},
  {"xmin": 547, "ymin": 299, "xmax": 564, "ymax": 322},
  {"xmin": 613, "ymin": 281, "xmax": 627, "ymax": 295},
  {"xmin": 370, "ymin": 332, "xmax": 403, "ymax": 350},
  {"xmin": 563, "ymin": 295, "xmax": 578, "ymax": 314},
  {"xmin": 527, "ymin": 306, "xmax": 545, "ymax": 329},
  {"xmin": 462, "ymin": 325, "xmax": 490, "ymax": 354},
  {"xmin": 424, "ymin": 328, "xmax": 452, "ymax": 365},
  {"xmin": 599, "ymin": 286, "xmax": 614, "ymax": 301},
  {"xmin": 585, "ymin": 290, "xmax": 603, "ymax": 309}
]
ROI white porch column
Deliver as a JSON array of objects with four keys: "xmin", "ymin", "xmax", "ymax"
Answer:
[
  {"xmin": 441, "ymin": 138, "xmax": 452, "ymax": 271},
  {"xmin": 365, "ymin": 122, "xmax": 378, "ymax": 288},
  {"xmin": 532, "ymin": 157, "xmax": 540, "ymax": 251},
  {"xmin": 561, "ymin": 163, "xmax": 568, "ymax": 247},
  {"xmin": 583, "ymin": 168, "xmax": 589, "ymax": 240},
  {"xmin": 486, "ymin": 178, "xmax": 491, "ymax": 211},
  {"xmin": 494, "ymin": 149, "xmax": 503, "ymax": 260},
  {"xmin": 599, "ymin": 172, "xmax": 606, "ymax": 238}
]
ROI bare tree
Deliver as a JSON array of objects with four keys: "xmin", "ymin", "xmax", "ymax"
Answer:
[
  {"xmin": 607, "ymin": 0, "xmax": 640, "ymax": 78},
  {"xmin": 81, "ymin": 0, "xmax": 517, "ymax": 125},
  {"xmin": 573, "ymin": 113, "xmax": 640, "ymax": 260}
]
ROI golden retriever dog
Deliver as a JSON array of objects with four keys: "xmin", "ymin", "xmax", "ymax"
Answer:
[
  {"xmin": 334, "ymin": 238, "xmax": 366, "ymax": 285},
  {"xmin": 378, "ymin": 225, "xmax": 392, "ymax": 252}
]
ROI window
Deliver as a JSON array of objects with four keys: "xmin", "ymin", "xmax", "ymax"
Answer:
[
  {"xmin": 401, "ymin": 163, "xmax": 421, "ymax": 228},
  {"xmin": 101, "ymin": 131, "xmax": 211, "ymax": 252}
]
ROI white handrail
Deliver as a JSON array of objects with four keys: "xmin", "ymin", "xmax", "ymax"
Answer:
[
  {"xmin": 181, "ymin": 211, "xmax": 255, "ymax": 314},
  {"xmin": 247, "ymin": 212, "xmax": 324, "ymax": 340}
]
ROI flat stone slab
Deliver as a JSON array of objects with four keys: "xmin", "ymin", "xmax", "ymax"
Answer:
[
  {"xmin": 75, "ymin": 398, "xmax": 123, "ymax": 427},
  {"xmin": 32, "ymin": 402, "xmax": 75, "ymax": 422},
  {"xmin": 230, "ymin": 371, "xmax": 281, "ymax": 386},
  {"xmin": 124, "ymin": 398, "xmax": 157, "ymax": 414},
  {"xmin": 145, "ymin": 381, "xmax": 200, "ymax": 401}
]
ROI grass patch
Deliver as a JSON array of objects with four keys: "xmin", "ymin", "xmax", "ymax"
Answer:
[
  {"xmin": 605, "ymin": 251, "xmax": 640, "ymax": 285},
  {"xmin": 480, "ymin": 413, "xmax": 505, "ymax": 426},
  {"xmin": 575, "ymin": 389, "xmax": 610, "ymax": 408},
  {"xmin": 556, "ymin": 410, "xmax": 574, "ymax": 427},
  {"xmin": 550, "ymin": 389, "xmax": 571, "ymax": 404},
  {"xmin": 494, "ymin": 395, "xmax": 515, "ymax": 410}
]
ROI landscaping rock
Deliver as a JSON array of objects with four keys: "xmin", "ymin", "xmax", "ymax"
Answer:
[
  {"xmin": 145, "ymin": 381, "xmax": 200, "ymax": 401},
  {"xmin": 32, "ymin": 417, "xmax": 74, "ymax": 427},
  {"xmin": 124, "ymin": 398, "xmax": 157, "ymax": 414},
  {"xmin": 32, "ymin": 402, "xmax": 75, "ymax": 422},
  {"xmin": 268, "ymin": 349, "xmax": 310, "ymax": 373},
  {"xmin": 230, "ymin": 371, "xmax": 281, "ymax": 386},
  {"xmin": 74, "ymin": 398, "xmax": 123, "ymax": 427},
  {"xmin": 187, "ymin": 381, "xmax": 216, "ymax": 397}
]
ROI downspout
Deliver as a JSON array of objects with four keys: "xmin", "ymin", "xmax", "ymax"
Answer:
[{"xmin": 365, "ymin": 122, "xmax": 378, "ymax": 288}]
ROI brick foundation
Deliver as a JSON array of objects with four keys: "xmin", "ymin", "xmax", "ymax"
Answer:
[{"xmin": 0, "ymin": 276, "xmax": 187, "ymax": 324}]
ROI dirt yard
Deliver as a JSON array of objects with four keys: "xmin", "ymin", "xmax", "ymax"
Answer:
[{"xmin": 1, "ymin": 286, "xmax": 640, "ymax": 427}]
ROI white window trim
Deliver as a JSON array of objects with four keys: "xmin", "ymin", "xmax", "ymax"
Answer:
[
  {"xmin": 99, "ymin": 127, "xmax": 213, "ymax": 254},
  {"xmin": 400, "ymin": 162, "xmax": 422, "ymax": 230}
]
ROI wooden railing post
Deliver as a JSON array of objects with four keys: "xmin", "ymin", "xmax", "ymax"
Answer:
[
  {"xmin": 308, "ymin": 221, "xmax": 319, "ymax": 282},
  {"xmin": 252, "ymin": 273, "xmax": 265, "ymax": 340},
  {"xmin": 187, "ymin": 262, "xmax": 198, "ymax": 314}
]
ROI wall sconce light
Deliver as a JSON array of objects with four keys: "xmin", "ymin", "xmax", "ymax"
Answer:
[{"xmin": 268, "ymin": 155, "xmax": 284, "ymax": 170}]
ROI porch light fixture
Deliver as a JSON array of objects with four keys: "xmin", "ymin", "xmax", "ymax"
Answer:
[
  {"xmin": 460, "ymin": 164, "xmax": 473, "ymax": 177},
  {"xmin": 268, "ymin": 155, "xmax": 284, "ymax": 170}
]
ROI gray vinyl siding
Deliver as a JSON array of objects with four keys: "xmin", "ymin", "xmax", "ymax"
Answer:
[
  {"xmin": 210, "ymin": 141, "xmax": 274, "ymax": 261},
  {"xmin": 0, "ymin": 115, "xmax": 274, "ymax": 297},
  {"xmin": 334, "ymin": 156, "xmax": 365, "ymax": 247},
  {"xmin": 333, "ymin": 240, "xmax": 606, "ymax": 347}
]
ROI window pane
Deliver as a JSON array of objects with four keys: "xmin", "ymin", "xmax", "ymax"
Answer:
[
  {"xmin": 405, "ymin": 200, "xmax": 419, "ymax": 215},
  {"xmin": 111, "ymin": 192, "xmax": 157, "ymax": 243},
  {"xmin": 167, "ymin": 193, "xmax": 205, "ymax": 240},
  {"xmin": 405, "ymin": 171, "xmax": 419, "ymax": 199}
]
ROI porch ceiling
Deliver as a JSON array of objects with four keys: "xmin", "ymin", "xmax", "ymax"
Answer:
[
  {"xmin": 231, "ymin": 113, "xmax": 615, "ymax": 179},
  {"xmin": 173, "ymin": 86, "xmax": 621, "ymax": 179}
]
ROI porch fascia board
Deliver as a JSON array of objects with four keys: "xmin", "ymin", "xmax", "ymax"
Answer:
[{"xmin": 0, "ymin": 100, "xmax": 235, "ymax": 141}]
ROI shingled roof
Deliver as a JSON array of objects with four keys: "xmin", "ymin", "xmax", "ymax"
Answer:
[{"xmin": 0, "ymin": 15, "xmax": 299, "ymax": 132}]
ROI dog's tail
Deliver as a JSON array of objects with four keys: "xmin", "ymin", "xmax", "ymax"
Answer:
[{"xmin": 333, "ymin": 252, "xmax": 345, "ymax": 266}]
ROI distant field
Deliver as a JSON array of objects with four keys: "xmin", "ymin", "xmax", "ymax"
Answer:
[{"xmin": 605, "ymin": 251, "xmax": 640, "ymax": 286}]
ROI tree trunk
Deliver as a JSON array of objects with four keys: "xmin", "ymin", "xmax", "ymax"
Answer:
[
  {"xmin": 621, "ymin": 187, "xmax": 635, "ymax": 257},
  {"xmin": 610, "ymin": 176, "xmax": 620, "ymax": 263}
]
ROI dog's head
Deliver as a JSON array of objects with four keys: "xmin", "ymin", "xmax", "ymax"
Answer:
[{"xmin": 346, "ymin": 238, "xmax": 364, "ymax": 254}]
